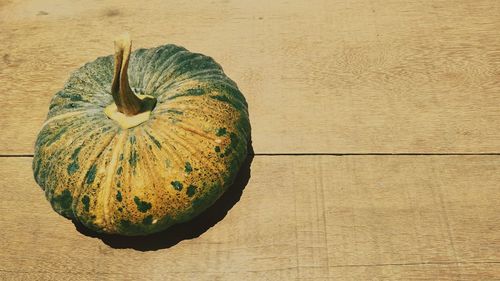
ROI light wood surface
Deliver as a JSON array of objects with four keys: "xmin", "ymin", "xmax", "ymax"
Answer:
[
  {"xmin": 1, "ymin": 157, "xmax": 500, "ymax": 280},
  {"xmin": 1, "ymin": 0, "xmax": 500, "ymax": 280},
  {"xmin": 1, "ymin": 0, "xmax": 500, "ymax": 154}
]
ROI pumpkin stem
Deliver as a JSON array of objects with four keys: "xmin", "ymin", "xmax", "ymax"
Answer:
[{"xmin": 111, "ymin": 33, "xmax": 144, "ymax": 116}]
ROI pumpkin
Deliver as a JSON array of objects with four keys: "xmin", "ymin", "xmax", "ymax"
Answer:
[{"xmin": 32, "ymin": 34, "xmax": 250, "ymax": 236}]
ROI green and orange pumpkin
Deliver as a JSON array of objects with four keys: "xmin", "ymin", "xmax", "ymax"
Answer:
[{"xmin": 33, "ymin": 35, "xmax": 250, "ymax": 236}]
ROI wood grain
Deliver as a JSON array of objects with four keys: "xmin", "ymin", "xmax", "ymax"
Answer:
[
  {"xmin": 2, "ymin": 1, "xmax": 499, "ymax": 280},
  {"xmin": 1, "ymin": 0, "xmax": 500, "ymax": 154},
  {"xmin": 1, "ymin": 156, "xmax": 499, "ymax": 280}
]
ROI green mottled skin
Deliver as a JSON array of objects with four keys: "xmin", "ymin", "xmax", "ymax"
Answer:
[
  {"xmin": 171, "ymin": 181, "xmax": 183, "ymax": 191},
  {"xmin": 33, "ymin": 44, "xmax": 250, "ymax": 236},
  {"xmin": 184, "ymin": 162, "xmax": 193, "ymax": 174}
]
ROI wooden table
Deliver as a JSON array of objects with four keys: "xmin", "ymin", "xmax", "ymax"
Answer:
[{"xmin": 1, "ymin": 0, "xmax": 499, "ymax": 280}]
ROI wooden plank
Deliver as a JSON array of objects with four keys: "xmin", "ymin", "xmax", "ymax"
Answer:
[
  {"xmin": 1, "ymin": 156, "xmax": 499, "ymax": 280},
  {"xmin": 328, "ymin": 263, "xmax": 500, "ymax": 281},
  {"xmin": 1, "ymin": 0, "xmax": 500, "ymax": 154}
]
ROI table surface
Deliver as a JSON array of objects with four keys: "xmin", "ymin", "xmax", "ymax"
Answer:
[{"xmin": 1, "ymin": 0, "xmax": 499, "ymax": 280}]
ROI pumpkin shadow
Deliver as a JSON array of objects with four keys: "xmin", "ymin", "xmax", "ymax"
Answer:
[{"xmin": 72, "ymin": 141, "xmax": 254, "ymax": 251}]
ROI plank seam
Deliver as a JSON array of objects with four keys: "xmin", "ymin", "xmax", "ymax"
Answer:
[
  {"xmin": 255, "ymin": 153, "xmax": 500, "ymax": 156},
  {"xmin": 2, "ymin": 153, "xmax": 500, "ymax": 158}
]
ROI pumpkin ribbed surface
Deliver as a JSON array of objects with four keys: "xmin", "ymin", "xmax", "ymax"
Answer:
[{"xmin": 33, "ymin": 43, "xmax": 250, "ymax": 235}]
